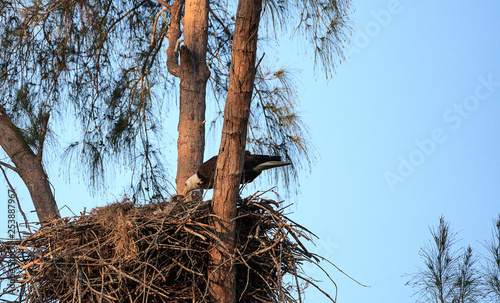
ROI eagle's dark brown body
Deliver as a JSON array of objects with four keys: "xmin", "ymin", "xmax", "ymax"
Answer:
[{"xmin": 183, "ymin": 151, "xmax": 291, "ymax": 194}]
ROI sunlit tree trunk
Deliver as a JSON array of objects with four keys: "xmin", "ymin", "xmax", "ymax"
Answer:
[
  {"xmin": 209, "ymin": 0, "xmax": 262, "ymax": 301},
  {"xmin": 175, "ymin": 0, "xmax": 210, "ymax": 193},
  {"xmin": 0, "ymin": 106, "xmax": 60, "ymax": 222}
]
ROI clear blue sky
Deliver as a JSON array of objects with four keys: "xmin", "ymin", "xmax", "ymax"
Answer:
[
  {"xmin": 2, "ymin": 1, "xmax": 500, "ymax": 302},
  {"xmin": 286, "ymin": 1, "xmax": 500, "ymax": 302}
]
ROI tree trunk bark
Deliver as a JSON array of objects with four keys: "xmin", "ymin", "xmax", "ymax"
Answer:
[
  {"xmin": 175, "ymin": 0, "xmax": 211, "ymax": 194},
  {"xmin": 209, "ymin": 0, "xmax": 262, "ymax": 302},
  {"xmin": 0, "ymin": 106, "xmax": 60, "ymax": 222}
]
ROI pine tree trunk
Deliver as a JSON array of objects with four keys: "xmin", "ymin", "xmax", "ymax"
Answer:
[
  {"xmin": 175, "ymin": 0, "xmax": 210, "ymax": 194},
  {"xmin": 0, "ymin": 106, "xmax": 60, "ymax": 222},
  {"xmin": 209, "ymin": 0, "xmax": 262, "ymax": 301}
]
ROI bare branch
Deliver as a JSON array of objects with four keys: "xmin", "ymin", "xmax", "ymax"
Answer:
[
  {"xmin": 151, "ymin": 7, "xmax": 169, "ymax": 45},
  {"xmin": 36, "ymin": 112, "xmax": 50, "ymax": 162},
  {"xmin": 208, "ymin": 7, "xmax": 233, "ymax": 39},
  {"xmin": 156, "ymin": 0, "xmax": 171, "ymax": 8},
  {"xmin": 0, "ymin": 67, "xmax": 15, "ymax": 80},
  {"xmin": 165, "ymin": 0, "xmax": 185, "ymax": 77},
  {"xmin": 0, "ymin": 165, "xmax": 31, "ymax": 233},
  {"xmin": 0, "ymin": 160, "xmax": 19, "ymax": 173}
]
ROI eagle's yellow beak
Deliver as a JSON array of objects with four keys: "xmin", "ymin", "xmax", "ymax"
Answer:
[{"xmin": 182, "ymin": 188, "xmax": 188, "ymax": 197}]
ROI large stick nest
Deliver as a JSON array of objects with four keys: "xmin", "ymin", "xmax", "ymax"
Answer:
[{"xmin": 0, "ymin": 195, "xmax": 336, "ymax": 302}]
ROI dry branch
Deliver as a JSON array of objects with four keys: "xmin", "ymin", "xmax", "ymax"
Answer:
[{"xmin": 0, "ymin": 196, "xmax": 336, "ymax": 302}]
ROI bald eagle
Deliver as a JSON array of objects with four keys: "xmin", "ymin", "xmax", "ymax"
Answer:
[{"xmin": 183, "ymin": 151, "xmax": 291, "ymax": 196}]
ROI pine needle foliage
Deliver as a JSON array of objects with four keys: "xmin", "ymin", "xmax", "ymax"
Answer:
[
  {"xmin": 482, "ymin": 215, "xmax": 500, "ymax": 302},
  {"xmin": 207, "ymin": 0, "xmax": 352, "ymax": 194},
  {"xmin": 0, "ymin": 0, "xmax": 352, "ymax": 199},
  {"xmin": 407, "ymin": 216, "xmax": 482, "ymax": 303},
  {"xmin": 1, "ymin": 0, "xmax": 174, "ymax": 198}
]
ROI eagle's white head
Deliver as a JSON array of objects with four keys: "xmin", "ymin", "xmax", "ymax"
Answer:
[{"xmin": 183, "ymin": 173, "xmax": 202, "ymax": 196}]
